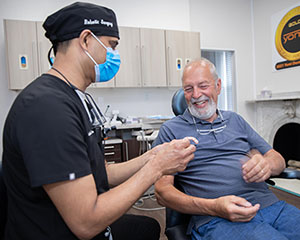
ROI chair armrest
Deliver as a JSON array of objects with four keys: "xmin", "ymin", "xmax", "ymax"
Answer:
[
  {"xmin": 275, "ymin": 168, "xmax": 300, "ymax": 179},
  {"xmin": 165, "ymin": 224, "xmax": 190, "ymax": 240},
  {"xmin": 165, "ymin": 207, "xmax": 191, "ymax": 239}
]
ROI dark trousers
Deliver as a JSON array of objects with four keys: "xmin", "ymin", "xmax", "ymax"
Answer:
[{"xmin": 93, "ymin": 214, "xmax": 161, "ymax": 240}]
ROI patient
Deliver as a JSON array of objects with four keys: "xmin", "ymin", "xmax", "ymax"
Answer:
[{"xmin": 153, "ymin": 58, "xmax": 300, "ymax": 240}]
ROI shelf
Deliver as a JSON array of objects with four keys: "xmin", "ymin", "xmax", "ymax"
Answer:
[{"xmin": 247, "ymin": 92, "xmax": 300, "ymax": 103}]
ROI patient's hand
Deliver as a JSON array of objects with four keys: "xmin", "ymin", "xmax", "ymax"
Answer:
[
  {"xmin": 242, "ymin": 150, "xmax": 272, "ymax": 183},
  {"xmin": 213, "ymin": 195, "xmax": 260, "ymax": 222}
]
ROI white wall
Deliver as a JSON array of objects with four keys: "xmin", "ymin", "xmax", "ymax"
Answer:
[
  {"xmin": 84, "ymin": 0, "xmax": 192, "ymax": 119},
  {"xmin": 189, "ymin": 0, "xmax": 256, "ymax": 126},
  {"xmin": 2, "ymin": 0, "xmax": 299, "ymax": 155},
  {"xmin": 0, "ymin": 0, "xmax": 190, "ymax": 154},
  {"xmin": 252, "ymin": 0, "xmax": 300, "ymax": 95}
]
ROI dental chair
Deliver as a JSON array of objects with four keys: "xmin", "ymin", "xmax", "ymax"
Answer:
[
  {"xmin": 164, "ymin": 89, "xmax": 191, "ymax": 240},
  {"xmin": 136, "ymin": 129, "xmax": 159, "ymax": 155},
  {"xmin": 165, "ymin": 89, "xmax": 300, "ymax": 240}
]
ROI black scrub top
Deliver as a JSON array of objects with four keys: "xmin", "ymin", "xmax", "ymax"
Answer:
[{"xmin": 2, "ymin": 74, "xmax": 109, "ymax": 240}]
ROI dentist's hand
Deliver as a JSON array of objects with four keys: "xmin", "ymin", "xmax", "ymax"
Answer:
[{"xmin": 152, "ymin": 137, "xmax": 197, "ymax": 177}]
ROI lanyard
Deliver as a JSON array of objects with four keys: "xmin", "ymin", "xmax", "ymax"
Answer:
[{"xmin": 51, "ymin": 67, "xmax": 106, "ymax": 128}]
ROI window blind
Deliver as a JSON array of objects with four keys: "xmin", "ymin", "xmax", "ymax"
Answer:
[{"xmin": 201, "ymin": 50, "xmax": 236, "ymax": 111}]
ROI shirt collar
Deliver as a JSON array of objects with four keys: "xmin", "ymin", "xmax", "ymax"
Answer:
[{"xmin": 182, "ymin": 108, "xmax": 228, "ymax": 125}]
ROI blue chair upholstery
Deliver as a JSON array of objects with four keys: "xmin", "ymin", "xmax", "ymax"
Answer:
[
  {"xmin": 165, "ymin": 89, "xmax": 191, "ymax": 240},
  {"xmin": 0, "ymin": 161, "xmax": 7, "ymax": 240},
  {"xmin": 165, "ymin": 177, "xmax": 191, "ymax": 240},
  {"xmin": 171, "ymin": 89, "xmax": 188, "ymax": 116}
]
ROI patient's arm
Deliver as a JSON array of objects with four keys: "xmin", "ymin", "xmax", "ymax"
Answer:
[
  {"xmin": 155, "ymin": 175, "xmax": 260, "ymax": 222},
  {"xmin": 242, "ymin": 149, "xmax": 286, "ymax": 183}
]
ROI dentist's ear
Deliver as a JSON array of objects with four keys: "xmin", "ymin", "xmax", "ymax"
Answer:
[{"xmin": 78, "ymin": 29, "xmax": 92, "ymax": 51}]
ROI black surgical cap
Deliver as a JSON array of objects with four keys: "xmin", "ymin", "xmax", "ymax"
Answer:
[{"xmin": 43, "ymin": 2, "xmax": 119, "ymax": 45}]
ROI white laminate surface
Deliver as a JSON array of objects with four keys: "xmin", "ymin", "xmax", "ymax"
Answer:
[{"xmin": 271, "ymin": 178, "xmax": 300, "ymax": 196}]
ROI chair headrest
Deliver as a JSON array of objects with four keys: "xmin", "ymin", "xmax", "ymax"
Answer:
[{"xmin": 172, "ymin": 89, "xmax": 188, "ymax": 116}]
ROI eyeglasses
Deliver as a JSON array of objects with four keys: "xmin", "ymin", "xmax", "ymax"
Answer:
[
  {"xmin": 192, "ymin": 110, "xmax": 227, "ymax": 136},
  {"xmin": 196, "ymin": 124, "xmax": 227, "ymax": 135}
]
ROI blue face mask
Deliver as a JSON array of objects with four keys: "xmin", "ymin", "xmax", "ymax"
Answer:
[{"xmin": 85, "ymin": 32, "xmax": 121, "ymax": 82}]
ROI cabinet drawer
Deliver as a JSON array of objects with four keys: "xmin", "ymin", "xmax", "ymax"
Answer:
[{"xmin": 104, "ymin": 143, "xmax": 122, "ymax": 163}]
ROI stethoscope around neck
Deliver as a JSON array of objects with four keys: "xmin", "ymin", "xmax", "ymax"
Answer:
[
  {"xmin": 47, "ymin": 45, "xmax": 107, "ymax": 128},
  {"xmin": 51, "ymin": 67, "xmax": 112, "ymax": 136}
]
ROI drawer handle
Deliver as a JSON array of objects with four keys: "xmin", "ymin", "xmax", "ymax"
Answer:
[
  {"xmin": 104, "ymin": 146, "xmax": 115, "ymax": 149},
  {"xmin": 105, "ymin": 152, "xmax": 115, "ymax": 156}
]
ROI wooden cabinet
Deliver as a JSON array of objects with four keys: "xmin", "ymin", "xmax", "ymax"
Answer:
[
  {"xmin": 4, "ymin": 20, "xmax": 52, "ymax": 90},
  {"xmin": 122, "ymin": 138, "xmax": 140, "ymax": 162},
  {"xmin": 140, "ymin": 28, "xmax": 167, "ymax": 87},
  {"xmin": 165, "ymin": 30, "xmax": 200, "ymax": 87},
  {"xmin": 270, "ymin": 186, "xmax": 300, "ymax": 209},
  {"xmin": 115, "ymin": 28, "xmax": 200, "ymax": 88},
  {"xmin": 89, "ymin": 81, "xmax": 115, "ymax": 88},
  {"xmin": 103, "ymin": 139, "xmax": 123, "ymax": 163},
  {"xmin": 5, "ymin": 20, "xmax": 200, "ymax": 90},
  {"xmin": 36, "ymin": 22, "xmax": 53, "ymax": 76},
  {"xmin": 115, "ymin": 27, "xmax": 142, "ymax": 87},
  {"xmin": 115, "ymin": 27, "xmax": 167, "ymax": 88},
  {"xmin": 103, "ymin": 138, "xmax": 140, "ymax": 163},
  {"xmin": 4, "ymin": 20, "xmax": 39, "ymax": 90}
]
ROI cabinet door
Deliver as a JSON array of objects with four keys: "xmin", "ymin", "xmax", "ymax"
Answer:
[
  {"xmin": 115, "ymin": 27, "xmax": 142, "ymax": 87},
  {"xmin": 140, "ymin": 28, "xmax": 167, "ymax": 87},
  {"xmin": 122, "ymin": 139, "xmax": 140, "ymax": 161},
  {"xmin": 4, "ymin": 20, "xmax": 39, "ymax": 90},
  {"xmin": 166, "ymin": 30, "xmax": 200, "ymax": 87},
  {"xmin": 36, "ymin": 21, "xmax": 52, "ymax": 75},
  {"xmin": 184, "ymin": 32, "xmax": 201, "ymax": 65}
]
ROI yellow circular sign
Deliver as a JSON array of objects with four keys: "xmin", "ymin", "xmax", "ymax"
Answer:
[{"xmin": 275, "ymin": 6, "xmax": 300, "ymax": 61}]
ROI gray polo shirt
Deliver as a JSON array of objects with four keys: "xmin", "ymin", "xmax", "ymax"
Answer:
[{"xmin": 153, "ymin": 109, "xmax": 278, "ymax": 233}]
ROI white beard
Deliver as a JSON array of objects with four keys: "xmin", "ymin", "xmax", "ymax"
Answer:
[{"xmin": 188, "ymin": 96, "xmax": 217, "ymax": 120}]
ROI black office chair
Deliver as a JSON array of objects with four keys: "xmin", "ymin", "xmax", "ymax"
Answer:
[
  {"xmin": 0, "ymin": 161, "xmax": 7, "ymax": 240},
  {"xmin": 165, "ymin": 88, "xmax": 300, "ymax": 240}
]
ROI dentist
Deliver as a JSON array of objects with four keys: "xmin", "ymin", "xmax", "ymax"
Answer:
[{"xmin": 2, "ymin": 2, "xmax": 196, "ymax": 240}]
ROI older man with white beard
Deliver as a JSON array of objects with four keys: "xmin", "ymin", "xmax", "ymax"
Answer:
[{"xmin": 153, "ymin": 58, "xmax": 300, "ymax": 240}]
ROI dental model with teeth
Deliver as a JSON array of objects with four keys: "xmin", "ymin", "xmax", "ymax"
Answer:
[{"xmin": 153, "ymin": 58, "xmax": 300, "ymax": 240}]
